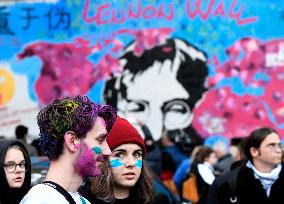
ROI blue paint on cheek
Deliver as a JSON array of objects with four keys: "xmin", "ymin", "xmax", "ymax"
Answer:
[
  {"xmin": 92, "ymin": 146, "xmax": 102, "ymax": 154},
  {"xmin": 135, "ymin": 160, "xmax": 142, "ymax": 168},
  {"xmin": 110, "ymin": 159, "xmax": 124, "ymax": 167}
]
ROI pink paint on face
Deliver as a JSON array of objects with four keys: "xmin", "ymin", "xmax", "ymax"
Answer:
[{"xmin": 74, "ymin": 142, "xmax": 104, "ymax": 177}]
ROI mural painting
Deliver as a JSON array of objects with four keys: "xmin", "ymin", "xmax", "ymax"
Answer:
[{"xmin": 0, "ymin": 0, "xmax": 283, "ymax": 144}]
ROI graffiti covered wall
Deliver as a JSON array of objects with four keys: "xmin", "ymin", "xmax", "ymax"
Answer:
[{"xmin": 0, "ymin": 0, "xmax": 283, "ymax": 141}]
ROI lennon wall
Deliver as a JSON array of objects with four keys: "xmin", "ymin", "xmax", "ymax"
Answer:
[{"xmin": 0, "ymin": 0, "xmax": 283, "ymax": 141}]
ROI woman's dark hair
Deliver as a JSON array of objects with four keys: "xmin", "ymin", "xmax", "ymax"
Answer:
[
  {"xmin": 15, "ymin": 125, "xmax": 28, "ymax": 139},
  {"xmin": 0, "ymin": 139, "xmax": 31, "ymax": 204},
  {"xmin": 91, "ymin": 159, "xmax": 153, "ymax": 204},
  {"xmin": 244, "ymin": 127, "xmax": 278, "ymax": 162},
  {"xmin": 193, "ymin": 146, "xmax": 214, "ymax": 163},
  {"xmin": 190, "ymin": 146, "xmax": 214, "ymax": 173}
]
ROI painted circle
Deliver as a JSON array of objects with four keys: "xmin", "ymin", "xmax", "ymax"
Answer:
[{"xmin": 0, "ymin": 68, "xmax": 15, "ymax": 105}]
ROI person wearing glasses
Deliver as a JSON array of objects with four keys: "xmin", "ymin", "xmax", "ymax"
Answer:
[
  {"xmin": 103, "ymin": 38, "xmax": 208, "ymax": 144},
  {"xmin": 206, "ymin": 127, "xmax": 284, "ymax": 204},
  {"xmin": 0, "ymin": 139, "xmax": 31, "ymax": 204}
]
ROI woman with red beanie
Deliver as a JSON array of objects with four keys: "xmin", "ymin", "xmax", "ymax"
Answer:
[{"xmin": 79, "ymin": 116, "xmax": 153, "ymax": 204}]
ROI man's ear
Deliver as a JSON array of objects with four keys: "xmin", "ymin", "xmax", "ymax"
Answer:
[
  {"xmin": 250, "ymin": 147, "xmax": 259, "ymax": 158},
  {"xmin": 64, "ymin": 131, "xmax": 80, "ymax": 153}
]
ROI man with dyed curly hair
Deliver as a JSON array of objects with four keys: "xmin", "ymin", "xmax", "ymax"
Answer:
[{"xmin": 21, "ymin": 95, "xmax": 117, "ymax": 204}]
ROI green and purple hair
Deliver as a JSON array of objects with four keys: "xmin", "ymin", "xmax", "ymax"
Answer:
[{"xmin": 37, "ymin": 95, "xmax": 117, "ymax": 160}]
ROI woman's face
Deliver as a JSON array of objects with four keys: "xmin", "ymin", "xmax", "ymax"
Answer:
[
  {"xmin": 206, "ymin": 152, "xmax": 218, "ymax": 166},
  {"xmin": 4, "ymin": 147, "xmax": 26, "ymax": 188},
  {"xmin": 109, "ymin": 143, "xmax": 143, "ymax": 189}
]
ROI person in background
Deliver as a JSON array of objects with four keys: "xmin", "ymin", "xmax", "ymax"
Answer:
[
  {"xmin": 204, "ymin": 136, "xmax": 234, "ymax": 175},
  {"xmin": 0, "ymin": 139, "xmax": 31, "ymax": 204},
  {"xmin": 206, "ymin": 127, "xmax": 284, "ymax": 204},
  {"xmin": 173, "ymin": 145, "xmax": 203, "ymax": 197},
  {"xmin": 142, "ymin": 123, "xmax": 162, "ymax": 177},
  {"xmin": 15, "ymin": 125, "xmax": 38, "ymax": 156},
  {"xmin": 182, "ymin": 146, "xmax": 217, "ymax": 204},
  {"xmin": 159, "ymin": 130, "xmax": 188, "ymax": 197},
  {"xmin": 160, "ymin": 130, "xmax": 188, "ymax": 173},
  {"xmin": 79, "ymin": 116, "xmax": 153, "ymax": 204},
  {"xmin": 229, "ymin": 137, "xmax": 248, "ymax": 170},
  {"xmin": 30, "ymin": 138, "xmax": 45, "ymax": 156},
  {"xmin": 20, "ymin": 95, "xmax": 117, "ymax": 204},
  {"xmin": 229, "ymin": 137, "xmax": 243, "ymax": 162}
]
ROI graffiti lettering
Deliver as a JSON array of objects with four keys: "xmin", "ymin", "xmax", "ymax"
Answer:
[
  {"xmin": 228, "ymin": 0, "xmax": 257, "ymax": 25},
  {"xmin": 0, "ymin": 6, "xmax": 14, "ymax": 35},
  {"xmin": 186, "ymin": 0, "xmax": 258, "ymax": 25},
  {"xmin": 213, "ymin": 1, "xmax": 226, "ymax": 19},
  {"xmin": 0, "ymin": 36, "xmax": 21, "ymax": 47},
  {"xmin": 10, "ymin": 37, "xmax": 21, "ymax": 47},
  {"xmin": 83, "ymin": 0, "xmax": 174, "ymax": 25},
  {"xmin": 20, "ymin": 7, "xmax": 39, "ymax": 30},
  {"xmin": 45, "ymin": 6, "xmax": 71, "ymax": 30},
  {"xmin": 83, "ymin": 0, "xmax": 257, "ymax": 26}
]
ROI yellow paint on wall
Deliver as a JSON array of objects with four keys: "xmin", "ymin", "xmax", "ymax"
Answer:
[{"xmin": 0, "ymin": 68, "xmax": 15, "ymax": 105}]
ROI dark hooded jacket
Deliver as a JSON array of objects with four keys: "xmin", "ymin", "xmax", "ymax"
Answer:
[
  {"xmin": 206, "ymin": 162, "xmax": 284, "ymax": 204},
  {"xmin": 0, "ymin": 139, "xmax": 31, "ymax": 204}
]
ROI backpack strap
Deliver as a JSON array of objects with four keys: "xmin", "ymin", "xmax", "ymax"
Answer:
[{"xmin": 42, "ymin": 181, "xmax": 76, "ymax": 204}]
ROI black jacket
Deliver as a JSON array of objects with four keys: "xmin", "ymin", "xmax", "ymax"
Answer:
[
  {"xmin": 0, "ymin": 139, "xmax": 31, "ymax": 204},
  {"xmin": 206, "ymin": 162, "xmax": 284, "ymax": 204},
  {"xmin": 79, "ymin": 177, "xmax": 176, "ymax": 204}
]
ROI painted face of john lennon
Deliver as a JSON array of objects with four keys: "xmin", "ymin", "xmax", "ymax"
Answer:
[
  {"xmin": 104, "ymin": 38, "xmax": 208, "ymax": 140},
  {"xmin": 117, "ymin": 60, "xmax": 192, "ymax": 140}
]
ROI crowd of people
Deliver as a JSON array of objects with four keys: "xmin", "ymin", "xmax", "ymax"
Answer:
[{"xmin": 0, "ymin": 95, "xmax": 283, "ymax": 204}]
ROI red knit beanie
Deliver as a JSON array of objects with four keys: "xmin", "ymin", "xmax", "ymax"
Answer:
[{"xmin": 107, "ymin": 116, "xmax": 146, "ymax": 157}]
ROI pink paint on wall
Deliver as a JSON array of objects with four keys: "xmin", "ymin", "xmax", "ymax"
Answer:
[{"xmin": 193, "ymin": 38, "xmax": 284, "ymax": 139}]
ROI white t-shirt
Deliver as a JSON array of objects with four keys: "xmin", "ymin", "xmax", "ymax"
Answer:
[{"xmin": 20, "ymin": 184, "xmax": 91, "ymax": 204}]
